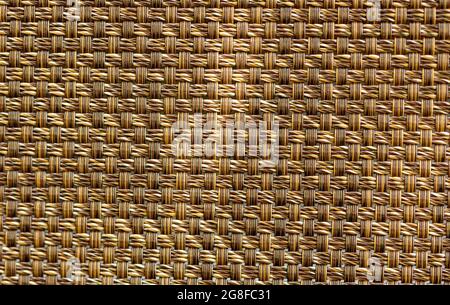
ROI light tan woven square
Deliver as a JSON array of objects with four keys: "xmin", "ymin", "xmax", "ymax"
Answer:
[{"xmin": 0, "ymin": 0, "xmax": 449, "ymax": 285}]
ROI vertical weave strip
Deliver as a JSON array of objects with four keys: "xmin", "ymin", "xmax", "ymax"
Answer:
[{"xmin": 0, "ymin": 0, "xmax": 449, "ymax": 285}]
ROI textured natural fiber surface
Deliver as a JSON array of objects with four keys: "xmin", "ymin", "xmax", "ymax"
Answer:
[{"xmin": 0, "ymin": 0, "xmax": 449, "ymax": 285}]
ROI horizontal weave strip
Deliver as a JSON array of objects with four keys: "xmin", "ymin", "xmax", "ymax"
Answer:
[{"xmin": 0, "ymin": 0, "xmax": 449, "ymax": 285}]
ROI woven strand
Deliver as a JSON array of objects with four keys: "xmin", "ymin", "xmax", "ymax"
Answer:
[{"xmin": 0, "ymin": 0, "xmax": 449, "ymax": 285}]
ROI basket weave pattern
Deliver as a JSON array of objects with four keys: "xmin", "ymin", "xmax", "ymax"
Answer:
[{"xmin": 0, "ymin": 0, "xmax": 449, "ymax": 285}]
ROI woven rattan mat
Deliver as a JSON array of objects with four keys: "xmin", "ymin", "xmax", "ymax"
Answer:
[{"xmin": 0, "ymin": 0, "xmax": 449, "ymax": 285}]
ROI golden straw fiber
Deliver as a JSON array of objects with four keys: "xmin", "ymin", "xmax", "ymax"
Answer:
[{"xmin": 0, "ymin": 0, "xmax": 449, "ymax": 285}]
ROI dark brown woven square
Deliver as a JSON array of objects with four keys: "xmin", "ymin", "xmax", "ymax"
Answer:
[{"xmin": 0, "ymin": 0, "xmax": 449, "ymax": 285}]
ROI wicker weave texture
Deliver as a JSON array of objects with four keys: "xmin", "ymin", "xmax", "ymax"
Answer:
[{"xmin": 0, "ymin": 0, "xmax": 449, "ymax": 285}]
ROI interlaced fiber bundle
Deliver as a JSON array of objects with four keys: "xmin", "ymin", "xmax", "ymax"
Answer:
[{"xmin": 0, "ymin": 0, "xmax": 449, "ymax": 285}]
